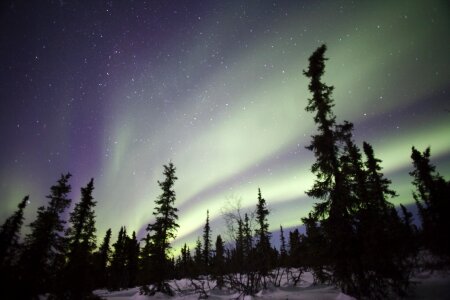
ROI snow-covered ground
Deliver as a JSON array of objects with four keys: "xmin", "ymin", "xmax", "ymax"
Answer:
[{"xmin": 93, "ymin": 270, "xmax": 450, "ymax": 299}]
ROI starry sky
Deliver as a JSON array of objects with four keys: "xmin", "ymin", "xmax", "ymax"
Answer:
[{"xmin": 1, "ymin": 0, "xmax": 449, "ymax": 251}]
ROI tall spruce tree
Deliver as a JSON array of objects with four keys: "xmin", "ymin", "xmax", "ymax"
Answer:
[
  {"xmin": 303, "ymin": 44, "xmax": 356, "ymax": 294},
  {"xmin": 94, "ymin": 228, "xmax": 112, "ymax": 288},
  {"xmin": 63, "ymin": 178, "xmax": 98, "ymax": 299},
  {"xmin": 254, "ymin": 188, "xmax": 271, "ymax": 285},
  {"xmin": 178, "ymin": 243, "xmax": 193, "ymax": 279},
  {"xmin": 233, "ymin": 218, "xmax": 245, "ymax": 274},
  {"xmin": 19, "ymin": 173, "xmax": 72, "ymax": 299},
  {"xmin": 303, "ymin": 45, "xmax": 410, "ymax": 298},
  {"xmin": 242, "ymin": 213, "xmax": 253, "ymax": 271},
  {"xmin": 212, "ymin": 235, "xmax": 225, "ymax": 288},
  {"xmin": 143, "ymin": 162, "xmax": 179, "ymax": 295},
  {"xmin": 358, "ymin": 142, "xmax": 411, "ymax": 297},
  {"xmin": 139, "ymin": 233, "xmax": 154, "ymax": 286},
  {"xmin": 126, "ymin": 231, "xmax": 140, "ymax": 288},
  {"xmin": 279, "ymin": 226, "xmax": 288, "ymax": 268},
  {"xmin": 202, "ymin": 210, "xmax": 212, "ymax": 273},
  {"xmin": 194, "ymin": 237, "xmax": 203, "ymax": 276},
  {"xmin": 0, "ymin": 195, "xmax": 29, "ymax": 297},
  {"xmin": 110, "ymin": 226, "xmax": 128, "ymax": 290},
  {"xmin": 0, "ymin": 195, "xmax": 29, "ymax": 267},
  {"xmin": 410, "ymin": 146, "xmax": 450, "ymax": 258}
]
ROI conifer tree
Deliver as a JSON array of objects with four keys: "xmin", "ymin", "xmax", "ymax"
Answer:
[
  {"xmin": 110, "ymin": 226, "xmax": 128, "ymax": 290},
  {"xmin": 410, "ymin": 147, "xmax": 450, "ymax": 257},
  {"xmin": 242, "ymin": 213, "xmax": 253, "ymax": 269},
  {"xmin": 303, "ymin": 45, "xmax": 355, "ymax": 293},
  {"xmin": 363, "ymin": 142, "xmax": 397, "ymax": 206},
  {"xmin": 242, "ymin": 213, "xmax": 258, "ymax": 294},
  {"xmin": 233, "ymin": 218, "xmax": 245, "ymax": 274},
  {"xmin": 143, "ymin": 162, "xmax": 179, "ymax": 294},
  {"xmin": 303, "ymin": 46, "xmax": 410, "ymax": 298},
  {"xmin": 358, "ymin": 142, "xmax": 411, "ymax": 297},
  {"xmin": 0, "ymin": 195, "xmax": 29, "ymax": 267},
  {"xmin": 178, "ymin": 243, "xmax": 193, "ymax": 279},
  {"xmin": 0, "ymin": 195, "xmax": 29, "ymax": 297},
  {"xmin": 126, "ymin": 231, "xmax": 140, "ymax": 288},
  {"xmin": 254, "ymin": 188, "xmax": 271, "ymax": 285},
  {"xmin": 398, "ymin": 204, "xmax": 418, "ymax": 258},
  {"xmin": 139, "ymin": 233, "xmax": 154, "ymax": 286},
  {"xmin": 300, "ymin": 214, "xmax": 328, "ymax": 283},
  {"xmin": 64, "ymin": 178, "xmax": 98, "ymax": 299},
  {"xmin": 202, "ymin": 210, "xmax": 212, "ymax": 273},
  {"xmin": 279, "ymin": 226, "xmax": 288, "ymax": 268},
  {"xmin": 212, "ymin": 235, "xmax": 225, "ymax": 288},
  {"xmin": 288, "ymin": 229, "xmax": 301, "ymax": 268},
  {"xmin": 94, "ymin": 228, "xmax": 112, "ymax": 288},
  {"xmin": 194, "ymin": 237, "xmax": 203, "ymax": 276},
  {"xmin": 19, "ymin": 173, "xmax": 72, "ymax": 299}
]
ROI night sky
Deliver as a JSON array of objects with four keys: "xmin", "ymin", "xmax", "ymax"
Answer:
[{"xmin": 1, "ymin": 0, "xmax": 449, "ymax": 251}]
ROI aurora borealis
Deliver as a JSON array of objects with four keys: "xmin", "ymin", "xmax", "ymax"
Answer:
[{"xmin": 1, "ymin": 0, "xmax": 449, "ymax": 251}]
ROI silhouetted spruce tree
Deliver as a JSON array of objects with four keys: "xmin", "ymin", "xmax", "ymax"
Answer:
[
  {"xmin": 202, "ymin": 210, "xmax": 212, "ymax": 274},
  {"xmin": 363, "ymin": 142, "xmax": 397, "ymax": 208},
  {"xmin": 242, "ymin": 213, "xmax": 253, "ymax": 271},
  {"xmin": 19, "ymin": 173, "xmax": 72, "ymax": 299},
  {"xmin": 0, "ymin": 195, "xmax": 29, "ymax": 297},
  {"xmin": 300, "ymin": 214, "xmax": 328, "ymax": 283},
  {"xmin": 279, "ymin": 226, "xmax": 288, "ymax": 268},
  {"xmin": 303, "ymin": 46, "xmax": 411, "ymax": 298},
  {"xmin": 143, "ymin": 162, "xmax": 179, "ymax": 295},
  {"xmin": 338, "ymin": 122, "xmax": 368, "ymax": 209},
  {"xmin": 212, "ymin": 235, "xmax": 225, "ymax": 288},
  {"xmin": 109, "ymin": 226, "xmax": 128, "ymax": 290},
  {"xmin": 410, "ymin": 147, "xmax": 450, "ymax": 258},
  {"xmin": 254, "ymin": 188, "xmax": 271, "ymax": 287},
  {"xmin": 232, "ymin": 218, "xmax": 244, "ymax": 275},
  {"xmin": 242, "ymin": 213, "xmax": 259, "ymax": 295},
  {"xmin": 287, "ymin": 229, "xmax": 301, "ymax": 268},
  {"xmin": 338, "ymin": 127, "xmax": 375, "ymax": 295},
  {"xmin": 94, "ymin": 228, "xmax": 112, "ymax": 288},
  {"xmin": 126, "ymin": 231, "xmax": 140, "ymax": 288},
  {"xmin": 139, "ymin": 233, "xmax": 154, "ymax": 285},
  {"xmin": 303, "ymin": 45, "xmax": 356, "ymax": 293},
  {"xmin": 194, "ymin": 237, "xmax": 203, "ymax": 276},
  {"xmin": 398, "ymin": 204, "xmax": 418, "ymax": 258},
  {"xmin": 0, "ymin": 195, "xmax": 29, "ymax": 267},
  {"xmin": 356, "ymin": 142, "xmax": 411, "ymax": 297},
  {"xmin": 177, "ymin": 243, "xmax": 193, "ymax": 279},
  {"xmin": 62, "ymin": 178, "xmax": 98, "ymax": 299},
  {"xmin": 400, "ymin": 204, "xmax": 414, "ymax": 231}
]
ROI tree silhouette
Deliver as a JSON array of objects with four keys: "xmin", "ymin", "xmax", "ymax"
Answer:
[
  {"xmin": 193, "ymin": 237, "xmax": 203, "ymax": 277},
  {"xmin": 0, "ymin": 195, "xmax": 29, "ymax": 267},
  {"xmin": 139, "ymin": 233, "xmax": 154, "ymax": 286},
  {"xmin": 278, "ymin": 226, "xmax": 287, "ymax": 268},
  {"xmin": 126, "ymin": 231, "xmax": 140, "ymax": 288},
  {"xmin": 212, "ymin": 235, "xmax": 225, "ymax": 289},
  {"xmin": 177, "ymin": 243, "xmax": 193, "ymax": 279},
  {"xmin": 254, "ymin": 188, "xmax": 271, "ymax": 287},
  {"xmin": 19, "ymin": 173, "xmax": 72, "ymax": 299},
  {"xmin": 303, "ymin": 45, "xmax": 411, "ymax": 298},
  {"xmin": 143, "ymin": 162, "xmax": 179, "ymax": 295},
  {"xmin": 109, "ymin": 226, "xmax": 128, "ymax": 290},
  {"xmin": 303, "ymin": 44, "xmax": 356, "ymax": 294},
  {"xmin": 202, "ymin": 210, "xmax": 212, "ymax": 274},
  {"xmin": 411, "ymin": 147, "xmax": 450, "ymax": 258},
  {"xmin": 94, "ymin": 228, "xmax": 112, "ymax": 288},
  {"xmin": 63, "ymin": 178, "xmax": 98, "ymax": 299},
  {"xmin": 0, "ymin": 195, "xmax": 29, "ymax": 297}
]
